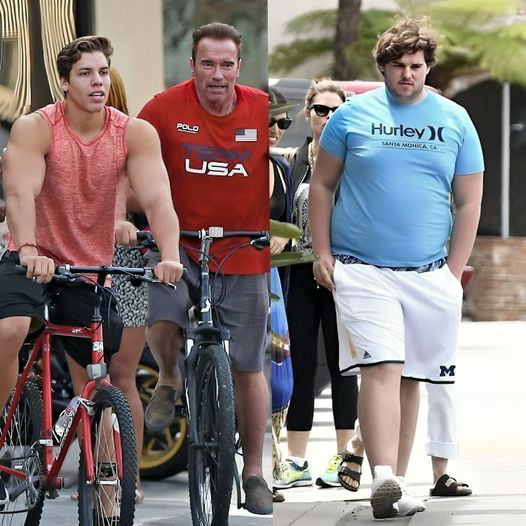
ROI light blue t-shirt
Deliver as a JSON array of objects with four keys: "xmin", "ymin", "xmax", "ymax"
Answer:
[{"xmin": 320, "ymin": 86, "xmax": 484, "ymax": 266}]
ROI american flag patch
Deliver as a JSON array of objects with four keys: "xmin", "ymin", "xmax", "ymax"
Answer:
[{"xmin": 235, "ymin": 128, "xmax": 257, "ymax": 142}]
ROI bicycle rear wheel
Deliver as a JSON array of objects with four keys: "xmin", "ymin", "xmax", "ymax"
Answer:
[
  {"xmin": 77, "ymin": 384, "xmax": 136, "ymax": 526},
  {"xmin": 0, "ymin": 380, "xmax": 44, "ymax": 526},
  {"xmin": 188, "ymin": 344, "xmax": 235, "ymax": 526}
]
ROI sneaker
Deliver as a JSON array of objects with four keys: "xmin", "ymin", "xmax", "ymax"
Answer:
[
  {"xmin": 370, "ymin": 466, "xmax": 402, "ymax": 519},
  {"xmin": 273, "ymin": 459, "xmax": 313, "ymax": 489},
  {"xmin": 0, "ymin": 479, "xmax": 8, "ymax": 510},
  {"xmin": 397, "ymin": 476, "xmax": 426, "ymax": 517},
  {"xmin": 144, "ymin": 384, "xmax": 177, "ymax": 434},
  {"xmin": 315, "ymin": 453, "xmax": 343, "ymax": 488}
]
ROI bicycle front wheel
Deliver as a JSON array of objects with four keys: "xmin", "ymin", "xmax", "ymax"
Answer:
[
  {"xmin": 0, "ymin": 380, "xmax": 44, "ymax": 526},
  {"xmin": 77, "ymin": 384, "xmax": 136, "ymax": 526},
  {"xmin": 188, "ymin": 344, "xmax": 235, "ymax": 526}
]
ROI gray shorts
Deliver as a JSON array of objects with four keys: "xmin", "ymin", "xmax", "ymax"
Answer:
[{"xmin": 146, "ymin": 249, "xmax": 269, "ymax": 373}]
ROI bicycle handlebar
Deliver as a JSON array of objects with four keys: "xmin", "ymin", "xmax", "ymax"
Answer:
[
  {"xmin": 15, "ymin": 264, "xmax": 172, "ymax": 288},
  {"xmin": 136, "ymin": 228, "xmax": 270, "ymax": 250}
]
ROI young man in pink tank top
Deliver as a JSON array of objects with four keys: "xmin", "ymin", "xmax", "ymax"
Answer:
[{"xmin": 0, "ymin": 36, "xmax": 183, "ymax": 505}]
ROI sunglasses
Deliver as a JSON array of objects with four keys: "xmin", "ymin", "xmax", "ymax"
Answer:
[
  {"xmin": 269, "ymin": 116, "xmax": 292, "ymax": 130},
  {"xmin": 309, "ymin": 104, "xmax": 340, "ymax": 117}
]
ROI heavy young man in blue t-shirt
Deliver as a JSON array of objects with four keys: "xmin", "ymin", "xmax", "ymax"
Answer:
[{"xmin": 309, "ymin": 17, "xmax": 484, "ymax": 519}]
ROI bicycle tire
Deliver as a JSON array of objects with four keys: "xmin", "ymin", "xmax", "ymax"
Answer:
[
  {"xmin": 77, "ymin": 384, "xmax": 136, "ymax": 526},
  {"xmin": 0, "ymin": 380, "xmax": 44, "ymax": 526},
  {"xmin": 188, "ymin": 344, "xmax": 235, "ymax": 526}
]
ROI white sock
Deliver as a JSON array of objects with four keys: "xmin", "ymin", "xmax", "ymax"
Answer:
[
  {"xmin": 288, "ymin": 456, "xmax": 307, "ymax": 467},
  {"xmin": 373, "ymin": 465, "xmax": 395, "ymax": 479}
]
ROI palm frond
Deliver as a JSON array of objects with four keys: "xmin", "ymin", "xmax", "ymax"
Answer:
[
  {"xmin": 270, "ymin": 219, "xmax": 302, "ymax": 240},
  {"xmin": 269, "ymin": 38, "xmax": 334, "ymax": 75},
  {"xmin": 271, "ymin": 252, "xmax": 315, "ymax": 268},
  {"xmin": 285, "ymin": 9, "xmax": 338, "ymax": 33}
]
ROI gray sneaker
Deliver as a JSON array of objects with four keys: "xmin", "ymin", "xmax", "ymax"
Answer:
[{"xmin": 145, "ymin": 384, "xmax": 177, "ymax": 433}]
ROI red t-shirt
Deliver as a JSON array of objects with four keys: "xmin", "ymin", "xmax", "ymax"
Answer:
[{"xmin": 138, "ymin": 79, "xmax": 269, "ymax": 274}]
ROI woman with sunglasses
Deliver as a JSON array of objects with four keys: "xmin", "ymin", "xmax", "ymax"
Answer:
[
  {"xmin": 274, "ymin": 79, "xmax": 362, "ymax": 491},
  {"xmin": 268, "ymin": 86, "xmax": 295, "ymax": 504}
]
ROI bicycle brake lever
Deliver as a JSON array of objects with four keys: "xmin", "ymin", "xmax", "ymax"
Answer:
[{"xmin": 136, "ymin": 275, "xmax": 177, "ymax": 290}]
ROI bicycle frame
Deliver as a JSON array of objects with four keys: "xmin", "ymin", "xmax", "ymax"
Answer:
[
  {"xmin": 135, "ymin": 227, "xmax": 269, "ymax": 522},
  {"xmin": 183, "ymin": 232, "xmax": 231, "ymax": 446},
  {"xmin": 0, "ymin": 286, "xmax": 122, "ymax": 491}
]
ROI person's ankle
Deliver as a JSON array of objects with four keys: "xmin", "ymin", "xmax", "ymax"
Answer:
[
  {"xmin": 373, "ymin": 465, "xmax": 395, "ymax": 479},
  {"xmin": 287, "ymin": 455, "xmax": 307, "ymax": 467}
]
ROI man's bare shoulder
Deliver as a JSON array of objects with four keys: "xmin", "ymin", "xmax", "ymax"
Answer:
[
  {"xmin": 9, "ymin": 112, "xmax": 50, "ymax": 152},
  {"xmin": 125, "ymin": 117, "xmax": 161, "ymax": 150}
]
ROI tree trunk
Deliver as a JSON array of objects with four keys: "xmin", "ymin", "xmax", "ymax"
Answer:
[{"xmin": 333, "ymin": 0, "xmax": 362, "ymax": 80}]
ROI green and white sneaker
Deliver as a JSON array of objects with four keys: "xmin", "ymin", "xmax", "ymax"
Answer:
[
  {"xmin": 273, "ymin": 459, "xmax": 313, "ymax": 489},
  {"xmin": 315, "ymin": 453, "xmax": 343, "ymax": 488}
]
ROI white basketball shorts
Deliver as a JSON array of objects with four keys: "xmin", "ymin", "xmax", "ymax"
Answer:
[{"xmin": 333, "ymin": 260, "xmax": 463, "ymax": 383}]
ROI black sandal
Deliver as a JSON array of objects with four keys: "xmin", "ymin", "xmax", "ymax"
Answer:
[
  {"xmin": 337, "ymin": 451, "xmax": 363, "ymax": 492},
  {"xmin": 430, "ymin": 474, "xmax": 472, "ymax": 497}
]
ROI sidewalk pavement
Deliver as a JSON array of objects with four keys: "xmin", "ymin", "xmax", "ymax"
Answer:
[{"xmin": 273, "ymin": 321, "xmax": 526, "ymax": 525}]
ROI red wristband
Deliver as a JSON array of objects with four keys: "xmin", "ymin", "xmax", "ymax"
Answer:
[{"xmin": 17, "ymin": 242, "xmax": 39, "ymax": 252}]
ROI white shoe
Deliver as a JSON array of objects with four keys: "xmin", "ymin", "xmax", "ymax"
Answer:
[
  {"xmin": 397, "ymin": 476, "xmax": 426, "ymax": 516},
  {"xmin": 370, "ymin": 466, "xmax": 402, "ymax": 519}
]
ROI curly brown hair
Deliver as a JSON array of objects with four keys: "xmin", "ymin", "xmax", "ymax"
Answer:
[
  {"xmin": 57, "ymin": 36, "xmax": 113, "ymax": 80},
  {"xmin": 374, "ymin": 17, "xmax": 437, "ymax": 68}
]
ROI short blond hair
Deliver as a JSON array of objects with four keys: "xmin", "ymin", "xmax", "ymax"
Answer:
[
  {"xmin": 304, "ymin": 79, "xmax": 345, "ymax": 109},
  {"xmin": 374, "ymin": 17, "xmax": 437, "ymax": 67}
]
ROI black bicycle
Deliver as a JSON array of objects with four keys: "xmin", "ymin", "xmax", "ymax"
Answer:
[{"xmin": 138, "ymin": 227, "xmax": 269, "ymax": 526}]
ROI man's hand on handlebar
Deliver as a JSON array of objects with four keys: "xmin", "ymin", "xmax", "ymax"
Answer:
[
  {"xmin": 19, "ymin": 247, "xmax": 55, "ymax": 284},
  {"xmin": 115, "ymin": 220, "xmax": 138, "ymax": 246},
  {"xmin": 154, "ymin": 260, "xmax": 184, "ymax": 284}
]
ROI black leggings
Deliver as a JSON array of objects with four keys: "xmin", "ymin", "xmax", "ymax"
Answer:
[{"xmin": 286, "ymin": 263, "xmax": 358, "ymax": 431}]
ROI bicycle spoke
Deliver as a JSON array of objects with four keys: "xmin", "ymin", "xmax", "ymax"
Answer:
[
  {"xmin": 0, "ymin": 382, "xmax": 44, "ymax": 525},
  {"xmin": 78, "ymin": 385, "xmax": 136, "ymax": 526}
]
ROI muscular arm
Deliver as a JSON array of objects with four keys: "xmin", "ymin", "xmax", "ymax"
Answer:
[
  {"xmin": 447, "ymin": 172, "xmax": 483, "ymax": 280},
  {"xmin": 308, "ymin": 148, "xmax": 344, "ymax": 290},
  {"xmin": 125, "ymin": 118, "xmax": 183, "ymax": 281},
  {"xmin": 3, "ymin": 114, "xmax": 54, "ymax": 281}
]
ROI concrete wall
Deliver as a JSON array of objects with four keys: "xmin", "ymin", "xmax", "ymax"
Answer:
[{"xmin": 94, "ymin": 0, "xmax": 164, "ymax": 116}]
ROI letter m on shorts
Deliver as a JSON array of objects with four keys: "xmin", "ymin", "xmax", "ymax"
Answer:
[{"xmin": 439, "ymin": 365, "xmax": 456, "ymax": 377}]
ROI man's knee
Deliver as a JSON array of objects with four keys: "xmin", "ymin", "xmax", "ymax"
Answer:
[
  {"xmin": 233, "ymin": 369, "xmax": 266, "ymax": 389},
  {"xmin": 0, "ymin": 317, "xmax": 31, "ymax": 357},
  {"xmin": 146, "ymin": 320, "xmax": 182, "ymax": 348}
]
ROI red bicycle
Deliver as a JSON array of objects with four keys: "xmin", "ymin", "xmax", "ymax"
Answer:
[{"xmin": 0, "ymin": 264, "xmax": 158, "ymax": 526}]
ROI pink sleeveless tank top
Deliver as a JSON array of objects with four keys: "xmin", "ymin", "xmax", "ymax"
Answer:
[{"xmin": 10, "ymin": 101, "xmax": 129, "ymax": 265}]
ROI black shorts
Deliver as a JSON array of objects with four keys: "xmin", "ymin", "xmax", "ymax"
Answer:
[{"xmin": 0, "ymin": 250, "xmax": 123, "ymax": 367}]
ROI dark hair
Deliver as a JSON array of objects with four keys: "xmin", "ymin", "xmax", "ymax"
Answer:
[
  {"xmin": 57, "ymin": 36, "xmax": 113, "ymax": 80},
  {"xmin": 374, "ymin": 17, "xmax": 437, "ymax": 67},
  {"xmin": 191, "ymin": 22, "xmax": 242, "ymax": 63},
  {"xmin": 305, "ymin": 79, "xmax": 346, "ymax": 108}
]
